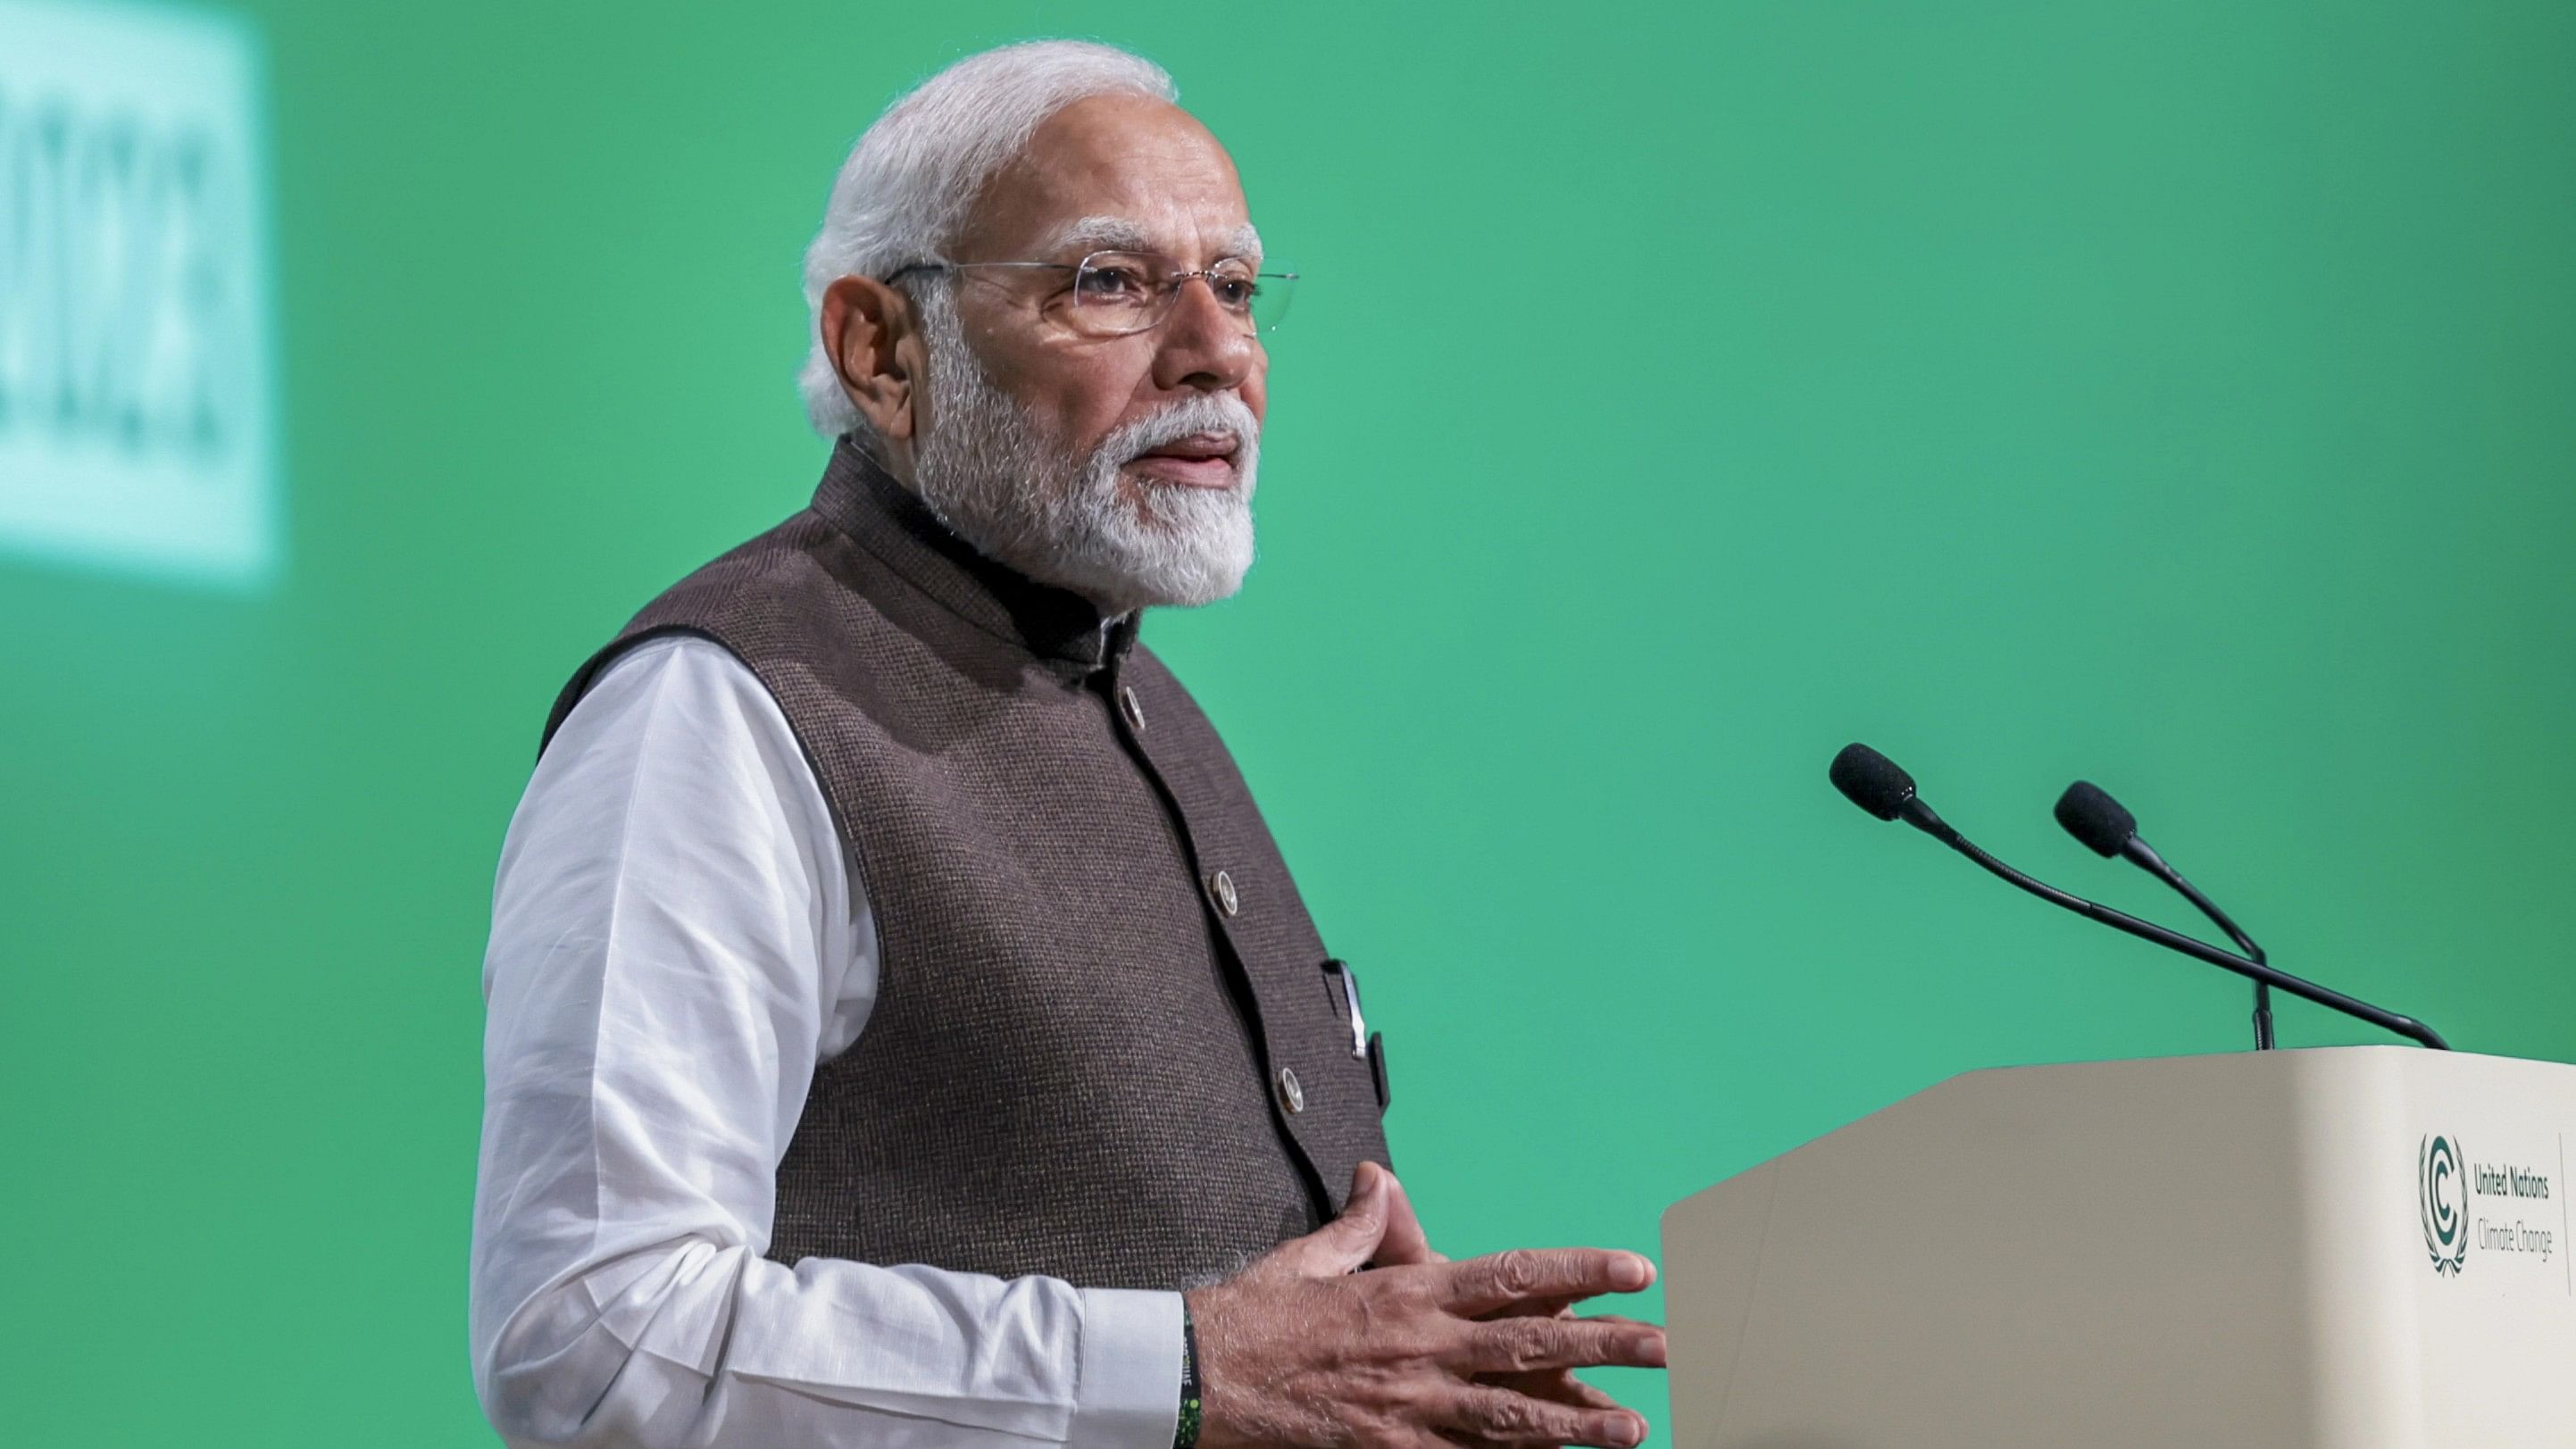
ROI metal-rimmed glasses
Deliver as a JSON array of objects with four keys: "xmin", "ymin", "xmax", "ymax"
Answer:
[{"xmin": 883, "ymin": 251, "xmax": 1297, "ymax": 337}]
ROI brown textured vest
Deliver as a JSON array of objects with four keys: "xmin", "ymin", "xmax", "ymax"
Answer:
[{"xmin": 539, "ymin": 440, "xmax": 1390, "ymax": 1290}]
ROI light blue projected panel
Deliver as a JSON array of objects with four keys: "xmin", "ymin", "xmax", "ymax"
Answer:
[{"xmin": 0, "ymin": 1, "xmax": 277, "ymax": 587}]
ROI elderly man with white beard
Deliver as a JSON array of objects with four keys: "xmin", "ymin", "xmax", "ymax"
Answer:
[{"xmin": 468, "ymin": 39, "xmax": 1666, "ymax": 1449}]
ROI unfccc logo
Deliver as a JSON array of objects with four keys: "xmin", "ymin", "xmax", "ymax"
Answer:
[
  {"xmin": 2420, "ymin": 1134, "xmax": 2468, "ymax": 1277},
  {"xmin": 0, "ymin": 1, "xmax": 277, "ymax": 586}
]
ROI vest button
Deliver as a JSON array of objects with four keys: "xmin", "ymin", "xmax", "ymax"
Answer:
[
  {"xmin": 1276, "ymin": 1065, "xmax": 1305, "ymax": 1114},
  {"xmin": 1208, "ymin": 869, "xmax": 1239, "ymax": 916},
  {"xmin": 1118, "ymin": 685, "xmax": 1146, "ymax": 731}
]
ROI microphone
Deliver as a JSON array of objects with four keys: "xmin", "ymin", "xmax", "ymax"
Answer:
[
  {"xmin": 1828, "ymin": 743, "xmax": 2447, "ymax": 1050},
  {"xmin": 2056, "ymin": 780, "xmax": 2275, "ymax": 1049}
]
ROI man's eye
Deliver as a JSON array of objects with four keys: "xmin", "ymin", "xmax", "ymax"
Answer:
[
  {"xmin": 1212, "ymin": 277, "xmax": 1257, "ymax": 310},
  {"xmin": 1078, "ymin": 265, "xmax": 1151, "ymax": 300}
]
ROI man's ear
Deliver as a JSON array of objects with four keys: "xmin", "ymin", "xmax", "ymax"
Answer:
[{"xmin": 820, "ymin": 275, "xmax": 922, "ymax": 446}]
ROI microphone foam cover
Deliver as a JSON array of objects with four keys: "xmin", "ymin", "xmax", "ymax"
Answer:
[
  {"xmin": 2055, "ymin": 780, "xmax": 2137, "ymax": 857},
  {"xmin": 1830, "ymin": 743, "xmax": 1917, "ymax": 821}
]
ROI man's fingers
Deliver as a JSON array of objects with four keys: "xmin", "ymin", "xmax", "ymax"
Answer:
[
  {"xmin": 1490, "ymin": 1370, "xmax": 1627, "ymax": 1413},
  {"xmin": 1440, "ymin": 1248, "xmax": 1655, "ymax": 1316},
  {"xmin": 1439, "ymin": 1387, "xmax": 1646, "ymax": 1449},
  {"xmin": 1460, "ymin": 1316, "xmax": 1667, "ymax": 1375},
  {"xmin": 1262, "ymin": 1163, "xmax": 1389, "ymax": 1278},
  {"xmin": 1371, "ymin": 1166, "xmax": 1445, "ymax": 1267},
  {"xmin": 1542, "ymin": 1376, "xmax": 1628, "ymax": 1413}
]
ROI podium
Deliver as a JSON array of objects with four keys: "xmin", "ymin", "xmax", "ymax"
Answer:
[{"xmin": 1660, "ymin": 1047, "xmax": 2576, "ymax": 1446}]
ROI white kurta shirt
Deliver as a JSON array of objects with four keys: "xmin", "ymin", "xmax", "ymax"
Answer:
[{"xmin": 470, "ymin": 633, "xmax": 1183, "ymax": 1449}]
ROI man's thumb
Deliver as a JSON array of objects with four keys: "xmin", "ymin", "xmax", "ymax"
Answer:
[{"xmin": 1270, "ymin": 1162, "xmax": 1388, "ymax": 1277}]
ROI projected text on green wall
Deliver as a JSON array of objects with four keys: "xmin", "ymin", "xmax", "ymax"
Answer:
[{"xmin": 0, "ymin": 0, "xmax": 276, "ymax": 587}]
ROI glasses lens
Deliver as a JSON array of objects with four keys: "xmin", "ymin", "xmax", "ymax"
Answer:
[
  {"xmin": 1069, "ymin": 253, "xmax": 1165, "ymax": 335},
  {"xmin": 1250, "ymin": 269, "xmax": 1295, "ymax": 334},
  {"xmin": 1063, "ymin": 253, "xmax": 1296, "ymax": 336}
]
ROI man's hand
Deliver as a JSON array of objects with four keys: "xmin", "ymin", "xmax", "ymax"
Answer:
[
  {"xmin": 1184, "ymin": 1163, "xmax": 1667, "ymax": 1449},
  {"xmin": 1364, "ymin": 1166, "xmax": 1647, "ymax": 1432}
]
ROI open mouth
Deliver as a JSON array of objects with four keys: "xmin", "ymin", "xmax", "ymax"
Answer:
[{"xmin": 1128, "ymin": 431, "xmax": 1240, "ymax": 489}]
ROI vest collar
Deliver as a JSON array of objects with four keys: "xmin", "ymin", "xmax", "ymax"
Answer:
[{"xmin": 811, "ymin": 437, "xmax": 1140, "ymax": 673}]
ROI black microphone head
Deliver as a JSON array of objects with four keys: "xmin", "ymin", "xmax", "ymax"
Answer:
[
  {"xmin": 1830, "ymin": 743, "xmax": 1919, "ymax": 821},
  {"xmin": 2055, "ymin": 780, "xmax": 2138, "ymax": 857}
]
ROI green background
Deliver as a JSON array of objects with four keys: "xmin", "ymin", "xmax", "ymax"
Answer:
[{"xmin": 6, "ymin": 0, "xmax": 2573, "ymax": 1442}]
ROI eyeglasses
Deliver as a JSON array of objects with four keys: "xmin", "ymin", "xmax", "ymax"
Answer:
[{"xmin": 884, "ymin": 251, "xmax": 1297, "ymax": 337}]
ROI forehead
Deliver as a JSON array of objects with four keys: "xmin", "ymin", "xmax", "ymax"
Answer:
[{"xmin": 961, "ymin": 93, "xmax": 1252, "ymax": 260}]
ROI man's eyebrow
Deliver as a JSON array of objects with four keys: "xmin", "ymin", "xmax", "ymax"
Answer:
[
  {"xmin": 1031, "ymin": 216, "xmax": 1266, "ymax": 262},
  {"xmin": 1036, "ymin": 215, "xmax": 1155, "ymax": 255}
]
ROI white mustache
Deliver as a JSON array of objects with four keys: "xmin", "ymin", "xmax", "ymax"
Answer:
[{"xmin": 1105, "ymin": 394, "xmax": 1261, "ymax": 474}]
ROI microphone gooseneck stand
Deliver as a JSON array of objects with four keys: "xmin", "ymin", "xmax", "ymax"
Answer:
[
  {"xmin": 2056, "ymin": 781, "xmax": 2278, "ymax": 1050},
  {"xmin": 2130, "ymin": 838, "xmax": 2277, "ymax": 1049},
  {"xmin": 1831, "ymin": 743, "xmax": 2449, "ymax": 1052},
  {"xmin": 1913, "ymin": 800, "xmax": 2446, "ymax": 1049}
]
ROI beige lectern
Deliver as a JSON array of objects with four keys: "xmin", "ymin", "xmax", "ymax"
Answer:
[{"xmin": 1661, "ymin": 1047, "xmax": 2575, "ymax": 1447}]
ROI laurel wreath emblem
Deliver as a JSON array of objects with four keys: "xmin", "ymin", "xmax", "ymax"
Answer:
[{"xmin": 2420, "ymin": 1134, "xmax": 2468, "ymax": 1277}]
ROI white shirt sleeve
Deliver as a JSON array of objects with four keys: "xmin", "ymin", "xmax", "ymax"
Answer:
[{"xmin": 469, "ymin": 633, "xmax": 1182, "ymax": 1449}]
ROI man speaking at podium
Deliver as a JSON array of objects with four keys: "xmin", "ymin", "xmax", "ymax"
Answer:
[{"xmin": 468, "ymin": 40, "xmax": 1664, "ymax": 1449}]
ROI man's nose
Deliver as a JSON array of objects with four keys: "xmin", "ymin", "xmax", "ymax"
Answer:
[{"xmin": 1150, "ymin": 277, "xmax": 1261, "ymax": 394}]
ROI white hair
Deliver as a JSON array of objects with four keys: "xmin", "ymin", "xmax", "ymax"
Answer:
[{"xmin": 796, "ymin": 40, "xmax": 1178, "ymax": 437}]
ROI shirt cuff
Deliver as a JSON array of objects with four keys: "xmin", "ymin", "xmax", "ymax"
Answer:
[{"xmin": 1068, "ymin": 1287, "xmax": 1185, "ymax": 1449}]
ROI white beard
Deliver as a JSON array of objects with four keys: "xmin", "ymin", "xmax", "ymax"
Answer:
[{"xmin": 906, "ymin": 284, "xmax": 1260, "ymax": 618}]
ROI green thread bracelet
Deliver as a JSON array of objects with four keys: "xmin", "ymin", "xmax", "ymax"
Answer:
[{"xmin": 1174, "ymin": 1303, "xmax": 1204, "ymax": 1449}]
